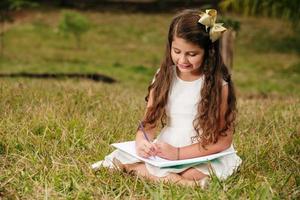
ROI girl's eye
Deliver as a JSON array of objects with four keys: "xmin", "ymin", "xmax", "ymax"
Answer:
[
  {"xmin": 189, "ymin": 53, "xmax": 196, "ymax": 57},
  {"xmin": 174, "ymin": 50, "xmax": 180, "ymax": 54}
]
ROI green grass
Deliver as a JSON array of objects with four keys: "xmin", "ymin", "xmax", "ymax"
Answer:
[{"xmin": 0, "ymin": 9, "xmax": 299, "ymax": 199}]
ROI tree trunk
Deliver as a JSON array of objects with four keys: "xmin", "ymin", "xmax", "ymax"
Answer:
[{"xmin": 221, "ymin": 28, "xmax": 236, "ymax": 70}]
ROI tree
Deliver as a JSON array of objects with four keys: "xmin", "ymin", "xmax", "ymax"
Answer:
[
  {"xmin": 0, "ymin": 0, "xmax": 38, "ymax": 56},
  {"xmin": 58, "ymin": 11, "xmax": 90, "ymax": 49},
  {"xmin": 220, "ymin": 0, "xmax": 300, "ymax": 27},
  {"xmin": 219, "ymin": 17, "xmax": 240, "ymax": 70}
]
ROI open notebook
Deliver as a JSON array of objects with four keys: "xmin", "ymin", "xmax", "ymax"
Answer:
[{"xmin": 111, "ymin": 141, "xmax": 236, "ymax": 169}]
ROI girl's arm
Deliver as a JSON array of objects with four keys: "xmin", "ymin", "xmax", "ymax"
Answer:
[
  {"xmin": 156, "ymin": 128, "xmax": 233, "ymax": 160},
  {"xmin": 135, "ymin": 88, "xmax": 158, "ymax": 158},
  {"xmin": 136, "ymin": 88, "xmax": 157, "ymax": 141},
  {"xmin": 156, "ymin": 84, "xmax": 233, "ymax": 160},
  {"xmin": 177, "ymin": 128, "xmax": 232, "ymax": 159}
]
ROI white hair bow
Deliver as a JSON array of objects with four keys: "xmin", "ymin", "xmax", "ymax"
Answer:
[{"xmin": 198, "ymin": 9, "xmax": 227, "ymax": 42}]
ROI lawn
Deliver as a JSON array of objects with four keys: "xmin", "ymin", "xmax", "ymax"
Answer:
[{"xmin": 0, "ymin": 8, "xmax": 299, "ymax": 199}]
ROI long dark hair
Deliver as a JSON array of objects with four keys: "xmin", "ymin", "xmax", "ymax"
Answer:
[{"xmin": 143, "ymin": 9, "xmax": 237, "ymax": 146}]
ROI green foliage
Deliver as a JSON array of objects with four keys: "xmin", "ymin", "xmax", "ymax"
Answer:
[
  {"xmin": 220, "ymin": 0, "xmax": 300, "ymax": 26},
  {"xmin": 0, "ymin": 0, "xmax": 38, "ymax": 10},
  {"xmin": 219, "ymin": 16, "xmax": 241, "ymax": 32},
  {"xmin": 58, "ymin": 11, "xmax": 90, "ymax": 49}
]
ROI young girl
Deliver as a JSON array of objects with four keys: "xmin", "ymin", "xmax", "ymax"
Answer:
[{"xmin": 94, "ymin": 9, "xmax": 242, "ymax": 187}]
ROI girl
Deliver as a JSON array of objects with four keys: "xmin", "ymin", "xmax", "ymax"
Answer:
[{"xmin": 95, "ymin": 9, "xmax": 242, "ymax": 187}]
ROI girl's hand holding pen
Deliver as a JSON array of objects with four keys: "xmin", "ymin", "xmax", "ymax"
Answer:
[
  {"xmin": 136, "ymin": 139, "xmax": 157, "ymax": 158},
  {"xmin": 136, "ymin": 121, "xmax": 158, "ymax": 158}
]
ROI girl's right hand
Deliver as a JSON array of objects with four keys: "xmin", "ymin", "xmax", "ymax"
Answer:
[{"xmin": 136, "ymin": 139, "xmax": 157, "ymax": 158}]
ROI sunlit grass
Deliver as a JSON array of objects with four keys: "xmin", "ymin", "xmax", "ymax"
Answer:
[{"xmin": 0, "ymin": 79, "xmax": 299, "ymax": 199}]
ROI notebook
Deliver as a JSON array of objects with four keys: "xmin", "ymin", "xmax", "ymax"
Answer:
[{"xmin": 111, "ymin": 141, "xmax": 236, "ymax": 169}]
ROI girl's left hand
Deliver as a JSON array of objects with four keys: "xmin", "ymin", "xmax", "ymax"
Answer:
[{"xmin": 155, "ymin": 142, "xmax": 178, "ymax": 160}]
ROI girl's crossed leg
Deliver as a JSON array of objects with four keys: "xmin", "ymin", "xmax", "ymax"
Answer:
[{"xmin": 122, "ymin": 162, "xmax": 208, "ymax": 187}]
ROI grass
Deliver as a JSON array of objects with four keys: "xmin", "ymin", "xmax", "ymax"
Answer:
[{"xmin": 0, "ymin": 9, "xmax": 299, "ymax": 199}]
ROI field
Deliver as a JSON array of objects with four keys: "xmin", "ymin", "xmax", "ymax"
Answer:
[{"xmin": 0, "ymin": 8, "xmax": 299, "ymax": 199}]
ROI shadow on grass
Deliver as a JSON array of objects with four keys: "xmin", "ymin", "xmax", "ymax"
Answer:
[{"xmin": 0, "ymin": 72, "xmax": 116, "ymax": 83}]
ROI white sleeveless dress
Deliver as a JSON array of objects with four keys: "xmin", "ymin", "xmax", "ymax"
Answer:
[{"xmin": 96, "ymin": 67, "xmax": 242, "ymax": 180}]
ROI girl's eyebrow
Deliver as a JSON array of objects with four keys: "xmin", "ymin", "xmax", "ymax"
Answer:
[{"xmin": 172, "ymin": 47, "xmax": 199, "ymax": 53}]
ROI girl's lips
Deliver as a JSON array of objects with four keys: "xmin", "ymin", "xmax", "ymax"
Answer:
[{"xmin": 178, "ymin": 64, "xmax": 192, "ymax": 69}]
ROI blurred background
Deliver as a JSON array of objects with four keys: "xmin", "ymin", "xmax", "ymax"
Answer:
[{"xmin": 0, "ymin": 0, "xmax": 299, "ymax": 96}]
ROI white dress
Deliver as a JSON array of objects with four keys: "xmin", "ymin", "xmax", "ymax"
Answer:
[{"xmin": 96, "ymin": 67, "xmax": 242, "ymax": 180}]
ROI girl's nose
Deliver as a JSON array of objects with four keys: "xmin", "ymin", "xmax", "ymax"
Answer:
[{"xmin": 178, "ymin": 55, "xmax": 188, "ymax": 64}]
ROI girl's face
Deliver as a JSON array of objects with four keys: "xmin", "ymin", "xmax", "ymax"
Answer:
[{"xmin": 171, "ymin": 36, "xmax": 205, "ymax": 76}]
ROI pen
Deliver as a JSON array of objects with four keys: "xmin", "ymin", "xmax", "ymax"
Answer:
[
  {"xmin": 138, "ymin": 120, "xmax": 156, "ymax": 157},
  {"xmin": 139, "ymin": 120, "xmax": 150, "ymax": 142}
]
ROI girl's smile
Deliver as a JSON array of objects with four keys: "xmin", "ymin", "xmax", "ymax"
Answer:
[{"xmin": 171, "ymin": 36, "xmax": 205, "ymax": 81}]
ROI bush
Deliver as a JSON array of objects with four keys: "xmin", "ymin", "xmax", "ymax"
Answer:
[{"xmin": 58, "ymin": 11, "xmax": 90, "ymax": 48}]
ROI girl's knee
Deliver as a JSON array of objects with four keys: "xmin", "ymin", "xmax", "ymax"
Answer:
[{"xmin": 180, "ymin": 168, "xmax": 207, "ymax": 181}]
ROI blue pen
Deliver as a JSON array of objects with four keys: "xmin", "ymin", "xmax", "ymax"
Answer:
[{"xmin": 139, "ymin": 120, "xmax": 156, "ymax": 158}]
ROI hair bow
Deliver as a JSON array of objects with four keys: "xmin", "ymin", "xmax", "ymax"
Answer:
[{"xmin": 198, "ymin": 9, "xmax": 226, "ymax": 42}]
